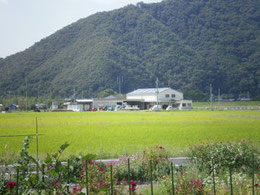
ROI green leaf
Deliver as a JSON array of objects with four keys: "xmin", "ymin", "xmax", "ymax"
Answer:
[
  {"xmin": 52, "ymin": 153, "xmax": 58, "ymax": 159},
  {"xmin": 60, "ymin": 142, "xmax": 70, "ymax": 151},
  {"xmin": 45, "ymin": 155, "xmax": 52, "ymax": 164},
  {"xmin": 82, "ymin": 154, "xmax": 97, "ymax": 161}
]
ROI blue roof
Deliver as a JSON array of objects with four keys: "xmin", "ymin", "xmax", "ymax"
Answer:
[{"xmin": 127, "ymin": 88, "xmax": 170, "ymax": 95}]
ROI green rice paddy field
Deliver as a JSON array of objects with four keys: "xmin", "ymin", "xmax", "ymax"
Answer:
[{"xmin": 0, "ymin": 110, "xmax": 260, "ymax": 160}]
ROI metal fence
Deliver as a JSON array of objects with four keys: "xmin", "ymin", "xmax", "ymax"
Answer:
[{"xmin": 1, "ymin": 156, "xmax": 258, "ymax": 195}]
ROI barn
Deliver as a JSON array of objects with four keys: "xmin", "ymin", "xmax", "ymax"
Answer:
[{"xmin": 125, "ymin": 88, "xmax": 192, "ymax": 110}]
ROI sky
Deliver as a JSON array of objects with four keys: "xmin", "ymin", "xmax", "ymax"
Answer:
[{"xmin": 0, "ymin": 0, "xmax": 161, "ymax": 58}]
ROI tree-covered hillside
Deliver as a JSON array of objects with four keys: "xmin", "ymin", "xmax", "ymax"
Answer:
[{"xmin": 0, "ymin": 0, "xmax": 259, "ymax": 99}]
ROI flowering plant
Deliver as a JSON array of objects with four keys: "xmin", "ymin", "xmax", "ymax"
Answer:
[
  {"xmin": 130, "ymin": 180, "xmax": 137, "ymax": 192},
  {"xmin": 115, "ymin": 146, "xmax": 170, "ymax": 182},
  {"xmin": 175, "ymin": 171, "xmax": 204, "ymax": 195},
  {"xmin": 188, "ymin": 139, "xmax": 259, "ymax": 173}
]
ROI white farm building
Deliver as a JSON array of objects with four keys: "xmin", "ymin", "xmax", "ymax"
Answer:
[{"xmin": 125, "ymin": 88, "xmax": 192, "ymax": 110}]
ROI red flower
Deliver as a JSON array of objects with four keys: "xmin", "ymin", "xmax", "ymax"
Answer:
[
  {"xmin": 255, "ymin": 183, "xmax": 259, "ymax": 187},
  {"xmin": 159, "ymin": 146, "xmax": 164, "ymax": 149},
  {"xmin": 6, "ymin": 181, "xmax": 16, "ymax": 190},
  {"xmin": 131, "ymin": 187, "xmax": 136, "ymax": 191},
  {"xmin": 130, "ymin": 180, "xmax": 136, "ymax": 187},
  {"xmin": 72, "ymin": 187, "xmax": 78, "ymax": 194}
]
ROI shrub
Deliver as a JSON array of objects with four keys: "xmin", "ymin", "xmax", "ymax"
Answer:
[
  {"xmin": 188, "ymin": 139, "xmax": 259, "ymax": 173},
  {"xmin": 115, "ymin": 146, "xmax": 170, "ymax": 182}
]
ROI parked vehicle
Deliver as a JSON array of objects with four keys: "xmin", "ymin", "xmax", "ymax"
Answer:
[
  {"xmin": 166, "ymin": 106, "xmax": 177, "ymax": 110},
  {"xmin": 88, "ymin": 108, "xmax": 97, "ymax": 111},
  {"xmin": 114, "ymin": 105, "xmax": 122, "ymax": 111},
  {"xmin": 150, "ymin": 105, "xmax": 162, "ymax": 111}
]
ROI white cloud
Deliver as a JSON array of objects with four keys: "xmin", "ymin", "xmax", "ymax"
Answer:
[{"xmin": 0, "ymin": 0, "xmax": 8, "ymax": 5}]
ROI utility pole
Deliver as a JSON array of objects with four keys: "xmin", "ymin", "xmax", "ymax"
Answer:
[
  {"xmin": 37, "ymin": 86, "xmax": 39, "ymax": 104},
  {"xmin": 14, "ymin": 92, "xmax": 18, "ymax": 105},
  {"xmin": 117, "ymin": 76, "xmax": 123, "ymax": 94},
  {"xmin": 210, "ymin": 84, "xmax": 213, "ymax": 110},
  {"xmin": 26, "ymin": 78, "xmax": 28, "ymax": 112},
  {"xmin": 73, "ymin": 88, "xmax": 76, "ymax": 102},
  {"xmin": 218, "ymin": 88, "xmax": 220, "ymax": 105},
  {"xmin": 156, "ymin": 78, "xmax": 159, "ymax": 107}
]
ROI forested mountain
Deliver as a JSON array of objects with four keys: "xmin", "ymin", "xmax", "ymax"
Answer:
[{"xmin": 0, "ymin": 0, "xmax": 259, "ymax": 99}]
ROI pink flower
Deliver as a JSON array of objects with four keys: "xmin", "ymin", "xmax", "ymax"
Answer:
[
  {"xmin": 6, "ymin": 181, "xmax": 16, "ymax": 190},
  {"xmin": 52, "ymin": 180, "xmax": 61, "ymax": 188}
]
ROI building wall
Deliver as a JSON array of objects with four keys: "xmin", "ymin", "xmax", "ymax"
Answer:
[
  {"xmin": 176, "ymin": 100, "xmax": 192, "ymax": 110},
  {"xmin": 127, "ymin": 94, "xmax": 156, "ymax": 102},
  {"xmin": 92, "ymin": 100, "xmax": 123, "ymax": 109},
  {"xmin": 158, "ymin": 89, "xmax": 183, "ymax": 101},
  {"xmin": 67, "ymin": 104, "xmax": 84, "ymax": 111}
]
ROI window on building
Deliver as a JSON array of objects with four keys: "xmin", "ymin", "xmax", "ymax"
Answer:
[
  {"xmin": 182, "ymin": 103, "xmax": 186, "ymax": 107},
  {"xmin": 165, "ymin": 94, "xmax": 170, "ymax": 98},
  {"xmin": 171, "ymin": 94, "xmax": 176, "ymax": 98},
  {"xmin": 188, "ymin": 103, "xmax": 191, "ymax": 106}
]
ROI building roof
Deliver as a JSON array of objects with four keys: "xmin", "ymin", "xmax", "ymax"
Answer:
[
  {"xmin": 127, "ymin": 88, "xmax": 171, "ymax": 95},
  {"xmin": 103, "ymin": 95, "xmax": 120, "ymax": 100},
  {"xmin": 76, "ymin": 99, "xmax": 93, "ymax": 103}
]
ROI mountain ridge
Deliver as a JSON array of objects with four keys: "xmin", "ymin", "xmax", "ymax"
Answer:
[{"xmin": 0, "ymin": 0, "xmax": 259, "ymax": 99}]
